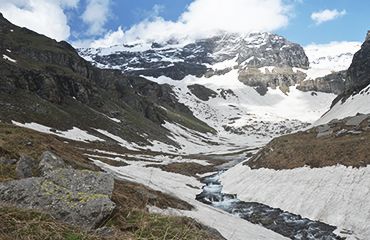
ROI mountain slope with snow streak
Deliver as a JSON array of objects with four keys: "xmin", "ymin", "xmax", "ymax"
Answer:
[{"xmin": 144, "ymin": 69, "xmax": 335, "ymax": 153}]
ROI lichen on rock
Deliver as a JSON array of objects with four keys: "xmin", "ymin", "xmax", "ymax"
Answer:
[{"xmin": 0, "ymin": 151, "xmax": 115, "ymax": 229}]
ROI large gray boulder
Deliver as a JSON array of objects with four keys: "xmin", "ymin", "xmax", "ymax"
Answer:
[
  {"xmin": 15, "ymin": 155, "xmax": 35, "ymax": 178},
  {"xmin": 0, "ymin": 152, "xmax": 115, "ymax": 229}
]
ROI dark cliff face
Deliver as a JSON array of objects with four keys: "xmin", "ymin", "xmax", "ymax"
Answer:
[
  {"xmin": 345, "ymin": 33, "xmax": 370, "ymax": 96},
  {"xmin": 330, "ymin": 32, "xmax": 370, "ymax": 106},
  {"xmin": 0, "ymin": 13, "xmax": 213, "ymax": 147},
  {"xmin": 0, "ymin": 13, "xmax": 95, "ymax": 104}
]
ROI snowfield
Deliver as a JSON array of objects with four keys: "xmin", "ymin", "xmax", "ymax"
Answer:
[
  {"xmin": 221, "ymin": 163, "xmax": 370, "ymax": 240},
  {"xmin": 144, "ymin": 70, "xmax": 335, "ymax": 154}
]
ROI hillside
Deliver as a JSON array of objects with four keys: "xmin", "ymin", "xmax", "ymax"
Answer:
[{"xmin": 0, "ymin": 13, "xmax": 213, "ymax": 154}]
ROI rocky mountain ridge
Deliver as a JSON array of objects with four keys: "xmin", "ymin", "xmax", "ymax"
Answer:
[
  {"xmin": 79, "ymin": 32, "xmax": 313, "ymax": 94},
  {"xmin": 79, "ymin": 32, "xmax": 356, "ymax": 95}
]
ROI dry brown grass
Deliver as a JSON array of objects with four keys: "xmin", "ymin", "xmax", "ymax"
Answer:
[
  {"xmin": 112, "ymin": 180, "xmax": 193, "ymax": 211},
  {"xmin": 0, "ymin": 206, "xmax": 101, "ymax": 240},
  {"xmin": 247, "ymin": 128, "xmax": 370, "ymax": 170},
  {"xmin": 146, "ymin": 159, "xmax": 226, "ymax": 177}
]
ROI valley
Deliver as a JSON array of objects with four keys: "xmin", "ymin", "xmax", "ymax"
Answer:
[{"xmin": 0, "ymin": 11, "xmax": 369, "ymax": 240}]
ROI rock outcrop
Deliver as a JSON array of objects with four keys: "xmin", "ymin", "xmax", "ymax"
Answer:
[
  {"xmin": 0, "ymin": 151, "xmax": 115, "ymax": 229},
  {"xmin": 238, "ymin": 67, "xmax": 307, "ymax": 94},
  {"xmin": 296, "ymin": 71, "xmax": 347, "ymax": 95},
  {"xmin": 187, "ymin": 84, "xmax": 218, "ymax": 101},
  {"xmin": 15, "ymin": 155, "xmax": 35, "ymax": 178},
  {"xmin": 343, "ymin": 31, "xmax": 370, "ymax": 98},
  {"xmin": 38, "ymin": 150, "xmax": 71, "ymax": 175}
]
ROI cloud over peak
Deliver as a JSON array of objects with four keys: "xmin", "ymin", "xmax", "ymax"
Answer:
[
  {"xmin": 91, "ymin": 0, "xmax": 293, "ymax": 47},
  {"xmin": 0, "ymin": 0, "xmax": 78, "ymax": 41}
]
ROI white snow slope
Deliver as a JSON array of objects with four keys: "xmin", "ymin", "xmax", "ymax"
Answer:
[
  {"xmin": 145, "ymin": 69, "xmax": 336, "ymax": 154},
  {"xmin": 221, "ymin": 163, "xmax": 370, "ymax": 240},
  {"xmin": 316, "ymin": 84, "xmax": 370, "ymax": 125}
]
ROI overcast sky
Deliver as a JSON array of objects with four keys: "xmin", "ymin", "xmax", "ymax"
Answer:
[{"xmin": 0, "ymin": 0, "xmax": 368, "ymax": 48}]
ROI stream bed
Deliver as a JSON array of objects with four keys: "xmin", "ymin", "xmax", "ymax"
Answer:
[{"xmin": 196, "ymin": 172, "xmax": 343, "ymax": 240}]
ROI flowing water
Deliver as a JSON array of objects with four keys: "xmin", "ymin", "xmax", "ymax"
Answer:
[{"xmin": 196, "ymin": 172, "xmax": 343, "ymax": 240}]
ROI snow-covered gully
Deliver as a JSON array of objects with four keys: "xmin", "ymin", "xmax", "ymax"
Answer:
[{"xmin": 196, "ymin": 172, "xmax": 342, "ymax": 240}]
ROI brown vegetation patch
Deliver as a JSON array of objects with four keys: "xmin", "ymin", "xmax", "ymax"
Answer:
[
  {"xmin": 112, "ymin": 180, "xmax": 192, "ymax": 211},
  {"xmin": 247, "ymin": 128, "xmax": 370, "ymax": 170},
  {"xmin": 0, "ymin": 206, "xmax": 105, "ymax": 240},
  {"xmin": 93, "ymin": 157, "xmax": 129, "ymax": 167},
  {"xmin": 105, "ymin": 180, "xmax": 224, "ymax": 239},
  {"xmin": 146, "ymin": 162, "xmax": 217, "ymax": 177}
]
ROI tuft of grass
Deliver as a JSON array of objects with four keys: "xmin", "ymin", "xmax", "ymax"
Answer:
[
  {"xmin": 0, "ymin": 207, "xmax": 98, "ymax": 240},
  {"xmin": 0, "ymin": 206, "xmax": 220, "ymax": 240},
  {"xmin": 0, "ymin": 164, "xmax": 16, "ymax": 182},
  {"xmin": 106, "ymin": 209, "xmax": 217, "ymax": 240}
]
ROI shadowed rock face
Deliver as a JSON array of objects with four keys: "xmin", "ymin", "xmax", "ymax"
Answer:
[
  {"xmin": 345, "ymin": 32, "xmax": 370, "ymax": 97},
  {"xmin": 326, "ymin": 31, "xmax": 370, "ymax": 107},
  {"xmin": 187, "ymin": 84, "xmax": 218, "ymax": 101},
  {"xmin": 15, "ymin": 155, "xmax": 35, "ymax": 179},
  {"xmin": 0, "ymin": 151, "xmax": 115, "ymax": 230}
]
